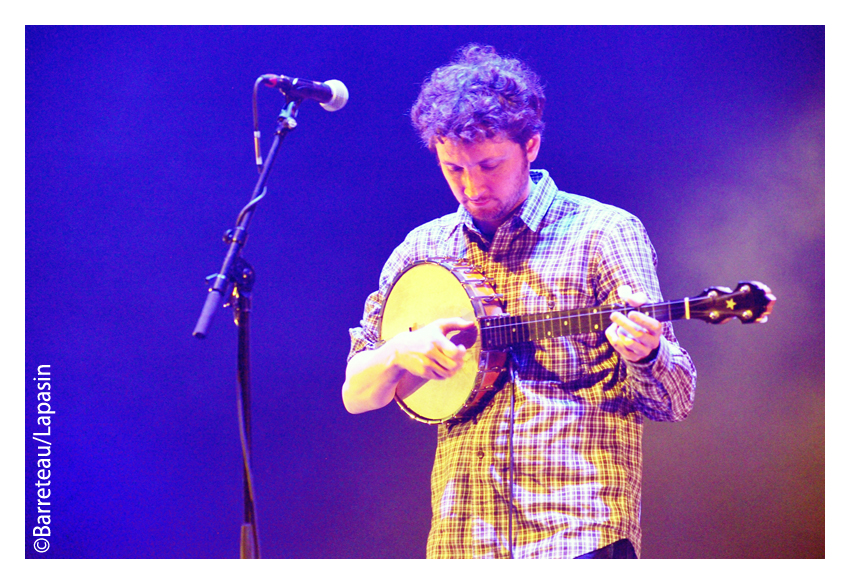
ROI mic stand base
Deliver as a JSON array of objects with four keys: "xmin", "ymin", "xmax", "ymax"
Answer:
[{"xmin": 240, "ymin": 524, "xmax": 257, "ymax": 559}]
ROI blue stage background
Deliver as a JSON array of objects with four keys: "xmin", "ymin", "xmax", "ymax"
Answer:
[{"xmin": 25, "ymin": 25, "xmax": 825, "ymax": 559}]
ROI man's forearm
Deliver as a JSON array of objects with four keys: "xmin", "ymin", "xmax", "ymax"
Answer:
[{"xmin": 342, "ymin": 344, "xmax": 404, "ymax": 414}]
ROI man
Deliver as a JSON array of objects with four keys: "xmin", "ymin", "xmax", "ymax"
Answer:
[{"xmin": 343, "ymin": 45, "xmax": 697, "ymax": 559}]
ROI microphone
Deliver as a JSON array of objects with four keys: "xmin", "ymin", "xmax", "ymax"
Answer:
[{"xmin": 261, "ymin": 74, "xmax": 349, "ymax": 112}]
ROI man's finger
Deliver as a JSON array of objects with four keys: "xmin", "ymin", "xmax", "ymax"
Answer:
[
  {"xmin": 611, "ymin": 311, "xmax": 647, "ymax": 338},
  {"xmin": 437, "ymin": 317, "xmax": 477, "ymax": 333},
  {"xmin": 628, "ymin": 310, "xmax": 662, "ymax": 333}
]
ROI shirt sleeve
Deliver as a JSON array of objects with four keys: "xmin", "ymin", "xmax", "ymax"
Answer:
[
  {"xmin": 347, "ymin": 239, "xmax": 413, "ymax": 363},
  {"xmin": 594, "ymin": 213, "xmax": 697, "ymax": 422}
]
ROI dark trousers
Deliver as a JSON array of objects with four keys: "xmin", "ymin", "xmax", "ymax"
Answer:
[{"xmin": 575, "ymin": 539, "xmax": 637, "ymax": 559}]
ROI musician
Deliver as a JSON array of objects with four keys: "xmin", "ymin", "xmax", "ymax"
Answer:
[{"xmin": 342, "ymin": 44, "xmax": 697, "ymax": 559}]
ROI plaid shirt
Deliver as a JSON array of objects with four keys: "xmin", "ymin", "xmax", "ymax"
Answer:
[{"xmin": 348, "ymin": 170, "xmax": 697, "ymax": 558}]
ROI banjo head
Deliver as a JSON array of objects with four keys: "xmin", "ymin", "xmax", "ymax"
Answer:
[{"xmin": 380, "ymin": 259, "xmax": 505, "ymax": 424}]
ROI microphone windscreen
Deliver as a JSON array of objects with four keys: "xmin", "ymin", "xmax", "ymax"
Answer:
[{"xmin": 320, "ymin": 79, "xmax": 349, "ymax": 112}]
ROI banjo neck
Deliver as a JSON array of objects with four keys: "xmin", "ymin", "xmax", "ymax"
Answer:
[
  {"xmin": 479, "ymin": 281, "xmax": 775, "ymax": 350},
  {"xmin": 479, "ymin": 301, "xmax": 686, "ymax": 350}
]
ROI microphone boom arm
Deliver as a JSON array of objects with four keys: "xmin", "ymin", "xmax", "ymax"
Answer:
[{"xmin": 193, "ymin": 100, "xmax": 299, "ymax": 338}]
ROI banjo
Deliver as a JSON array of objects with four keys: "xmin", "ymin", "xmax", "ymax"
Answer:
[{"xmin": 379, "ymin": 257, "xmax": 776, "ymax": 425}]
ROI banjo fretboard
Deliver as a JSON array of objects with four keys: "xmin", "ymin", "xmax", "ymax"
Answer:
[{"xmin": 480, "ymin": 299, "xmax": 691, "ymax": 350}]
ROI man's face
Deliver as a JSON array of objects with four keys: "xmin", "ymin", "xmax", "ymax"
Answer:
[{"xmin": 435, "ymin": 134, "xmax": 541, "ymax": 235}]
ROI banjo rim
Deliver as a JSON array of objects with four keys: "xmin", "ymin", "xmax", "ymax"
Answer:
[{"xmin": 379, "ymin": 258, "xmax": 508, "ymax": 425}]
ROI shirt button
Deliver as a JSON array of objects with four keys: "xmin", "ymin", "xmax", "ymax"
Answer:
[{"xmin": 476, "ymin": 449, "xmax": 485, "ymax": 459}]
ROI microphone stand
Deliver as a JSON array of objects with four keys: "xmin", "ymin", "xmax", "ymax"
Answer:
[{"xmin": 193, "ymin": 98, "xmax": 302, "ymax": 559}]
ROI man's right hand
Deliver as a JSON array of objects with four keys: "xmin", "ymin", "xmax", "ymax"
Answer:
[{"xmin": 389, "ymin": 317, "xmax": 476, "ymax": 380}]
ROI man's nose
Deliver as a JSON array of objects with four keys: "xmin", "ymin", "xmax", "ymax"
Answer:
[{"xmin": 462, "ymin": 170, "xmax": 483, "ymax": 198}]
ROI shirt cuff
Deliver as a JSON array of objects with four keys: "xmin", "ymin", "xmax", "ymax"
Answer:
[{"xmin": 627, "ymin": 335, "xmax": 672, "ymax": 378}]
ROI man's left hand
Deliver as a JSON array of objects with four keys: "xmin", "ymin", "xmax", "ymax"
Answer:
[{"xmin": 605, "ymin": 285, "xmax": 662, "ymax": 363}]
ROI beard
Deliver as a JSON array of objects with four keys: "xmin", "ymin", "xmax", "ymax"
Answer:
[{"xmin": 464, "ymin": 162, "xmax": 531, "ymax": 232}]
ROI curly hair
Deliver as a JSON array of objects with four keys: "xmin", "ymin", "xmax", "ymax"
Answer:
[{"xmin": 410, "ymin": 44, "xmax": 545, "ymax": 151}]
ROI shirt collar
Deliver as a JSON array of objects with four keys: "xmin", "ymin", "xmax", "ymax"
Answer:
[{"xmin": 518, "ymin": 169, "xmax": 556, "ymax": 233}]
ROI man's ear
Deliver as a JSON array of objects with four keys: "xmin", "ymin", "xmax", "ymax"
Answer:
[{"xmin": 525, "ymin": 134, "xmax": 542, "ymax": 163}]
